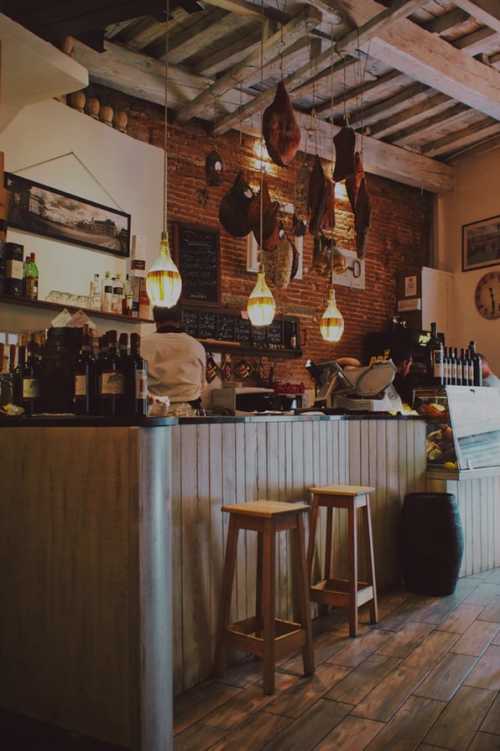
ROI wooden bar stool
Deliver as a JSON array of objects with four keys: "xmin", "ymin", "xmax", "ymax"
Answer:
[
  {"xmin": 307, "ymin": 485, "xmax": 378, "ymax": 637},
  {"xmin": 215, "ymin": 501, "xmax": 314, "ymax": 695}
]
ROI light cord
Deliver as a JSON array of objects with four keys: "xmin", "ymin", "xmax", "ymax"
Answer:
[{"xmin": 163, "ymin": 0, "xmax": 170, "ymax": 234}]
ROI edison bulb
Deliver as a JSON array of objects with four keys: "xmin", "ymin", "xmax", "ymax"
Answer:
[
  {"xmin": 146, "ymin": 231, "xmax": 182, "ymax": 308},
  {"xmin": 320, "ymin": 288, "xmax": 344, "ymax": 342}
]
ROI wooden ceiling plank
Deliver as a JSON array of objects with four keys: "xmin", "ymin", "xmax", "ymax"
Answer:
[
  {"xmin": 368, "ymin": 91, "xmax": 449, "ymax": 137},
  {"xmin": 212, "ymin": 0, "xmax": 423, "ymax": 135},
  {"xmin": 454, "ymin": 1, "xmax": 500, "ymax": 34},
  {"xmin": 314, "ymin": 69, "xmax": 403, "ymax": 115},
  {"xmin": 105, "ymin": 18, "xmax": 143, "ymax": 40},
  {"xmin": 386, "ymin": 102, "xmax": 470, "ymax": 144},
  {"xmin": 348, "ymin": 81, "xmax": 430, "ymax": 128},
  {"xmin": 163, "ymin": 9, "xmax": 228, "ymax": 64},
  {"xmin": 202, "ymin": 0, "xmax": 287, "ymax": 22},
  {"xmin": 366, "ymin": 18, "xmax": 500, "ymax": 121},
  {"xmin": 126, "ymin": 9, "xmax": 190, "ymax": 51},
  {"xmin": 176, "ymin": 5, "xmax": 322, "ymax": 123},
  {"xmin": 422, "ymin": 117, "xmax": 500, "ymax": 157},
  {"xmin": 453, "ymin": 26, "xmax": 498, "ymax": 54},
  {"xmin": 423, "ymin": 8, "xmax": 470, "ymax": 34},
  {"xmin": 198, "ymin": 24, "xmax": 263, "ymax": 76}
]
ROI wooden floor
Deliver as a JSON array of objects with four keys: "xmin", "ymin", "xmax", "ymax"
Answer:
[{"xmin": 174, "ymin": 568, "xmax": 500, "ymax": 751}]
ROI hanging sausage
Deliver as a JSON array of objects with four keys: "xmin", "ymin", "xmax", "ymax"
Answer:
[
  {"xmin": 262, "ymin": 81, "xmax": 301, "ymax": 167},
  {"xmin": 218, "ymin": 172, "xmax": 253, "ymax": 237}
]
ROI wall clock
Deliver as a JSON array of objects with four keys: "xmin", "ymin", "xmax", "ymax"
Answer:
[{"xmin": 475, "ymin": 270, "xmax": 500, "ymax": 319}]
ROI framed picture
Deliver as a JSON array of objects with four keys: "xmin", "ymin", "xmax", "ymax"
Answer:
[
  {"xmin": 462, "ymin": 215, "xmax": 500, "ymax": 272},
  {"xmin": 5, "ymin": 172, "xmax": 131, "ymax": 257}
]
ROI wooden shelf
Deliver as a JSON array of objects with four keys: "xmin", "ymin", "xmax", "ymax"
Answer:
[
  {"xmin": 198, "ymin": 338, "xmax": 303, "ymax": 359},
  {"xmin": 0, "ymin": 294, "xmax": 153, "ymax": 325}
]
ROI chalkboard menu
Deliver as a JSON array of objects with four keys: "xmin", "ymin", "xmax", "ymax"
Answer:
[
  {"xmin": 174, "ymin": 223, "xmax": 220, "ymax": 304},
  {"xmin": 180, "ymin": 306, "xmax": 300, "ymax": 354}
]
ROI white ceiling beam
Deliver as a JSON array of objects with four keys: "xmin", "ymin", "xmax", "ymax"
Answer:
[
  {"xmin": 176, "ymin": 5, "xmax": 322, "ymax": 123},
  {"xmin": 453, "ymin": 1, "xmax": 500, "ymax": 34},
  {"xmin": 366, "ymin": 18, "xmax": 500, "ymax": 121}
]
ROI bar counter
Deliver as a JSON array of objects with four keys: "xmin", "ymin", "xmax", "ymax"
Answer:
[{"xmin": 1, "ymin": 412, "xmax": 500, "ymax": 747}]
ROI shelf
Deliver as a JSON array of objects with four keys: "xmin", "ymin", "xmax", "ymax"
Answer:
[
  {"xmin": 0, "ymin": 294, "xmax": 153, "ymax": 325},
  {"xmin": 0, "ymin": 15, "xmax": 89, "ymax": 132},
  {"xmin": 427, "ymin": 466, "xmax": 500, "ymax": 481},
  {"xmin": 198, "ymin": 338, "xmax": 303, "ymax": 359}
]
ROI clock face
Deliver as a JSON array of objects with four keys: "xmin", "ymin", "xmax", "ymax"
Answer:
[{"xmin": 475, "ymin": 271, "xmax": 500, "ymax": 320}]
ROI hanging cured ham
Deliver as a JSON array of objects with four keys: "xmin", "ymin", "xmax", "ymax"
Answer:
[
  {"xmin": 346, "ymin": 152, "xmax": 371, "ymax": 258},
  {"xmin": 308, "ymin": 155, "xmax": 335, "ymax": 237},
  {"xmin": 262, "ymin": 81, "xmax": 301, "ymax": 167},
  {"xmin": 248, "ymin": 176, "xmax": 280, "ymax": 251},
  {"xmin": 333, "ymin": 125, "xmax": 356, "ymax": 182},
  {"xmin": 218, "ymin": 172, "xmax": 253, "ymax": 237}
]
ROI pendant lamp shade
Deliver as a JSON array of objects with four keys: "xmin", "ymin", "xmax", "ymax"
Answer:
[
  {"xmin": 146, "ymin": 231, "xmax": 182, "ymax": 308},
  {"xmin": 247, "ymin": 271, "xmax": 276, "ymax": 327},
  {"xmin": 320, "ymin": 287, "xmax": 344, "ymax": 342}
]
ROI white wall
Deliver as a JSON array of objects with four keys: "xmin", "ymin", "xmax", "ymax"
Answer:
[
  {"xmin": 436, "ymin": 145, "xmax": 500, "ymax": 373},
  {"xmin": 0, "ymin": 98, "xmax": 163, "ymax": 334}
]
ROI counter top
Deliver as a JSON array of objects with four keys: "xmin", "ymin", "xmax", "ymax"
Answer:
[{"xmin": 0, "ymin": 412, "xmax": 426, "ymax": 427}]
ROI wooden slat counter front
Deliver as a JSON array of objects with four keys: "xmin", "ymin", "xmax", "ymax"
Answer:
[{"xmin": 0, "ymin": 416, "xmax": 175, "ymax": 751}]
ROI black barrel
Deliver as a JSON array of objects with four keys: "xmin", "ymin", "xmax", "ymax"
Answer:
[{"xmin": 401, "ymin": 492, "xmax": 464, "ymax": 596}]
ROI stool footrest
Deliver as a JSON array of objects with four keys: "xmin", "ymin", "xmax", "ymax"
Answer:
[
  {"xmin": 225, "ymin": 617, "xmax": 306, "ymax": 659},
  {"xmin": 310, "ymin": 578, "xmax": 374, "ymax": 608}
]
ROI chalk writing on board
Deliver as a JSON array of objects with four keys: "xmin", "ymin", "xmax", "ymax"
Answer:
[{"xmin": 175, "ymin": 223, "xmax": 220, "ymax": 304}]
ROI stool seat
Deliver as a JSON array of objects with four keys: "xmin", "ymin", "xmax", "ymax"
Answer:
[
  {"xmin": 309, "ymin": 484, "xmax": 375, "ymax": 496},
  {"xmin": 222, "ymin": 501, "xmax": 310, "ymax": 517},
  {"xmin": 308, "ymin": 484, "xmax": 378, "ymax": 637},
  {"xmin": 215, "ymin": 500, "xmax": 314, "ymax": 694}
]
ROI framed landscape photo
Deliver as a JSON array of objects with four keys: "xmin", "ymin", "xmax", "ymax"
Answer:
[
  {"xmin": 5, "ymin": 173, "xmax": 131, "ymax": 257},
  {"xmin": 462, "ymin": 215, "xmax": 500, "ymax": 272}
]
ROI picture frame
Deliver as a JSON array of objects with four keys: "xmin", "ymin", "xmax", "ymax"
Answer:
[
  {"xmin": 4, "ymin": 172, "xmax": 131, "ymax": 257},
  {"xmin": 462, "ymin": 215, "xmax": 500, "ymax": 272}
]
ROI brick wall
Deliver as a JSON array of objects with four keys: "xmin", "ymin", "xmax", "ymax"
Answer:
[{"xmin": 89, "ymin": 85, "xmax": 432, "ymax": 385}]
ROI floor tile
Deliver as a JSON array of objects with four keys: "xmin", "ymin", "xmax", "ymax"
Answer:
[
  {"xmin": 328, "ymin": 653, "xmax": 401, "ymax": 706},
  {"xmin": 414, "ymin": 652, "xmax": 477, "ymax": 701},
  {"xmin": 465, "ymin": 646, "xmax": 500, "ymax": 690},
  {"xmin": 316, "ymin": 716, "xmax": 384, "ymax": 751},
  {"xmin": 351, "ymin": 663, "xmax": 428, "ymax": 722},
  {"xmin": 452, "ymin": 622, "xmax": 500, "ymax": 657},
  {"xmin": 365, "ymin": 695, "xmax": 445, "ymax": 751},
  {"xmin": 208, "ymin": 712, "xmax": 290, "ymax": 751},
  {"xmin": 264, "ymin": 698, "xmax": 351, "ymax": 751},
  {"xmin": 425, "ymin": 686, "xmax": 496, "ymax": 751},
  {"xmin": 267, "ymin": 662, "xmax": 349, "ymax": 719}
]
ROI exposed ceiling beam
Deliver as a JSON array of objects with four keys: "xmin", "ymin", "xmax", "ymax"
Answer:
[
  {"xmin": 164, "ymin": 10, "xmax": 233, "ymax": 64},
  {"xmin": 197, "ymin": 22, "xmax": 263, "ymax": 76},
  {"xmin": 202, "ymin": 0, "xmax": 287, "ymax": 22},
  {"xmin": 366, "ymin": 18, "xmax": 500, "ymax": 121},
  {"xmin": 422, "ymin": 116, "xmax": 500, "ymax": 157},
  {"xmin": 385, "ymin": 103, "xmax": 470, "ymax": 145},
  {"xmin": 105, "ymin": 18, "xmax": 143, "ymax": 40},
  {"xmin": 125, "ymin": 10, "xmax": 190, "ymax": 51},
  {"xmin": 314, "ymin": 69, "xmax": 403, "ymax": 116},
  {"xmin": 423, "ymin": 8, "xmax": 469, "ymax": 35},
  {"xmin": 453, "ymin": 1, "xmax": 500, "ymax": 34},
  {"xmin": 176, "ymin": 5, "xmax": 322, "ymax": 123},
  {"xmin": 454, "ymin": 26, "xmax": 498, "ymax": 55},
  {"xmin": 212, "ymin": 0, "xmax": 422, "ymax": 134},
  {"xmin": 348, "ymin": 81, "xmax": 428, "ymax": 128},
  {"xmin": 238, "ymin": 111, "xmax": 454, "ymax": 193}
]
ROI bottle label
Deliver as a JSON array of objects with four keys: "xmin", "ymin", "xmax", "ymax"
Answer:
[
  {"xmin": 100, "ymin": 372, "xmax": 124, "ymax": 395},
  {"xmin": 136, "ymin": 369, "xmax": 148, "ymax": 399},
  {"xmin": 74, "ymin": 374, "xmax": 88, "ymax": 397},
  {"xmin": 469, "ymin": 364, "xmax": 474, "ymax": 384},
  {"xmin": 6, "ymin": 259, "xmax": 23, "ymax": 280},
  {"xmin": 22, "ymin": 378, "xmax": 39, "ymax": 399},
  {"xmin": 433, "ymin": 351, "xmax": 443, "ymax": 379},
  {"xmin": 25, "ymin": 277, "xmax": 38, "ymax": 300}
]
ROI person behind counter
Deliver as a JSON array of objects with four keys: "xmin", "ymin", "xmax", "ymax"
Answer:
[
  {"xmin": 391, "ymin": 344, "xmax": 415, "ymax": 407},
  {"xmin": 142, "ymin": 306, "xmax": 206, "ymax": 417}
]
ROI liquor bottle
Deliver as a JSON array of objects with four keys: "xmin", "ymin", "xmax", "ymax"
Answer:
[
  {"xmin": 74, "ymin": 332, "xmax": 95, "ymax": 415},
  {"xmin": 4, "ymin": 242, "xmax": 24, "ymax": 297},
  {"xmin": 469, "ymin": 341, "xmax": 483, "ymax": 386},
  {"xmin": 13, "ymin": 343, "xmax": 25, "ymax": 405},
  {"xmin": 459, "ymin": 348, "xmax": 467, "ymax": 386},
  {"xmin": 453, "ymin": 348, "xmax": 461, "ymax": 385},
  {"xmin": 465, "ymin": 349, "xmax": 474, "ymax": 386},
  {"xmin": 97, "ymin": 330, "xmax": 124, "ymax": 416},
  {"xmin": 102, "ymin": 271, "xmax": 111, "ymax": 309},
  {"xmin": 24, "ymin": 253, "xmax": 39, "ymax": 301},
  {"xmin": 442, "ymin": 347, "xmax": 449, "ymax": 385},
  {"xmin": 113, "ymin": 274, "xmax": 124, "ymax": 315},
  {"xmin": 89, "ymin": 273, "xmax": 101, "ymax": 310},
  {"xmin": 429, "ymin": 322, "xmax": 444, "ymax": 386},
  {"xmin": 102, "ymin": 275, "xmax": 113, "ymax": 313},
  {"xmin": 122, "ymin": 274, "xmax": 134, "ymax": 316},
  {"xmin": 21, "ymin": 340, "xmax": 40, "ymax": 416},
  {"xmin": 127, "ymin": 333, "xmax": 148, "ymax": 417}
]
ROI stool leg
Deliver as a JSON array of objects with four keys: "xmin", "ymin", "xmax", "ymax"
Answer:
[
  {"xmin": 294, "ymin": 514, "xmax": 314, "ymax": 677},
  {"xmin": 348, "ymin": 504, "xmax": 359, "ymax": 637},
  {"xmin": 320, "ymin": 506, "xmax": 334, "ymax": 617},
  {"xmin": 365, "ymin": 496, "xmax": 379, "ymax": 625},
  {"xmin": 307, "ymin": 496, "xmax": 319, "ymax": 582},
  {"xmin": 256, "ymin": 532, "xmax": 263, "ymax": 635},
  {"xmin": 215, "ymin": 516, "xmax": 239, "ymax": 677},
  {"xmin": 262, "ymin": 519, "xmax": 276, "ymax": 695}
]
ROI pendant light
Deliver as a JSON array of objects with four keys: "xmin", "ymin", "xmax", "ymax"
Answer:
[
  {"xmin": 320, "ymin": 286, "xmax": 344, "ymax": 342},
  {"xmin": 146, "ymin": 0, "xmax": 182, "ymax": 308},
  {"xmin": 246, "ymin": 17, "xmax": 276, "ymax": 328}
]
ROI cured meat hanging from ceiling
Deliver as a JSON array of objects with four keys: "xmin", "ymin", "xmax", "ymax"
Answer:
[
  {"xmin": 219, "ymin": 172, "xmax": 254, "ymax": 237},
  {"xmin": 308, "ymin": 155, "xmax": 335, "ymax": 238},
  {"xmin": 248, "ymin": 176, "xmax": 280, "ymax": 251},
  {"xmin": 346, "ymin": 151, "xmax": 371, "ymax": 258},
  {"xmin": 262, "ymin": 81, "xmax": 301, "ymax": 167}
]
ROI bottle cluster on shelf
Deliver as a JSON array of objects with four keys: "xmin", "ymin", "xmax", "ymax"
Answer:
[
  {"xmin": 0, "ymin": 241, "xmax": 39, "ymax": 301},
  {"xmin": 0, "ymin": 327, "xmax": 148, "ymax": 418},
  {"xmin": 429, "ymin": 323, "xmax": 483, "ymax": 387}
]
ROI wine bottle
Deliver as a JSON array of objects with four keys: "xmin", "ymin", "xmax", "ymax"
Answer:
[
  {"xmin": 469, "ymin": 341, "xmax": 483, "ymax": 386},
  {"xmin": 130, "ymin": 333, "xmax": 148, "ymax": 417},
  {"xmin": 74, "ymin": 333, "xmax": 94, "ymax": 415},
  {"xmin": 97, "ymin": 330, "xmax": 124, "ymax": 416},
  {"xmin": 22, "ymin": 340, "xmax": 40, "ymax": 416},
  {"xmin": 429, "ymin": 322, "xmax": 444, "ymax": 386}
]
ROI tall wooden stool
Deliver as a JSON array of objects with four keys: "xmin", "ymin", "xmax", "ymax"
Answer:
[
  {"xmin": 307, "ymin": 485, "xmax": 378, "ymax": 637},
  {"xmin": 215, "ymin": 501, "xmax": 314, "ymax": 695}
]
